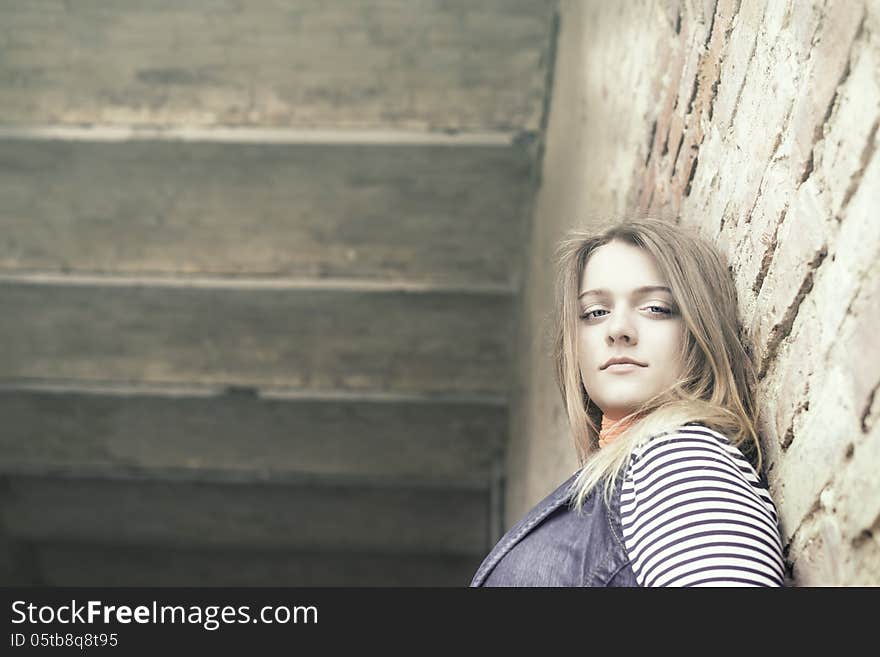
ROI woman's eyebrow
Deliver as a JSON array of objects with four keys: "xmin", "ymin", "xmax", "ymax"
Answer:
[{"xmin": 577, "ymin": 285, "xmax": 672, "ymax": 299}]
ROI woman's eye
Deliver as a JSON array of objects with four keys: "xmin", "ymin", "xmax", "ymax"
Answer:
[
  {"xmin": 580, "ymin": 309, "xmax": 607, "ymax": 320},
  {"xmin": 646, "ymin": 305, "xmax": 671, "ymax": 315}
]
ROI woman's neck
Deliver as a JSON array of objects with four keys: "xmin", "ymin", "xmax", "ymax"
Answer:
[{"xmin": 598, "ymin": 414, "xmax": 635, "ymax": 448}]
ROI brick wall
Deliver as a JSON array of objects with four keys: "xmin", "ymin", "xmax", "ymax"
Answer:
[{"xmin": 511, "ymin": 0, "xmax": 879, "ymax": 585}]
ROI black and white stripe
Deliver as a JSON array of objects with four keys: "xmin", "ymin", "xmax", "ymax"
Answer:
[{"xmin": 620, "ymin": 425, "xmax": 785, "ymax": 587}]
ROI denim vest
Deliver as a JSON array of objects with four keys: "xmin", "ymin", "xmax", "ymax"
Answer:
[{"xmin": 470, "ymin": 467, "xmax": 639, "ymax": 587}]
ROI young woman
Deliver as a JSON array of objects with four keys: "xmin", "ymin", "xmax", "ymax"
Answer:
[{"xmin": 470, "ymin": 218, "xmax": 786, "ymax": 587}]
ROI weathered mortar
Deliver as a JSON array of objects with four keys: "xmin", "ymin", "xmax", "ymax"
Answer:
[{"xmin": 512, "ymin": 0, "xmax": 879, "ymax": 585}]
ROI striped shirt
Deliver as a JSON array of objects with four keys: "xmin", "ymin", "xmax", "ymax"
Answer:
[{"xmin": 620, "ymin": 424, "xmax": 785, "ymax": 587}]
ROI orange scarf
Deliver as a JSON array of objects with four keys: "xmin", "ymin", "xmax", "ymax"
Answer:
[{"xmin": 598, "ymin": 414, "xmax": 635, "ymax": 448}]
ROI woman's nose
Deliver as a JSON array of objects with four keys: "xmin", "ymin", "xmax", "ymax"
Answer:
[{"xmin": 606, "ymin": 309, "xmax": 637, "ymax": 344}]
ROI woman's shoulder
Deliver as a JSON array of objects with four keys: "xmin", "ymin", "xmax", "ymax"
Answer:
[
  {"xmin": 632, "ymin": 422, "xmax": 747, "ymax": 469},
  {"xmin": 626, "ymin": 421, "xmax": 777, "ymax": 517},
  {"xmin": 619, "ymin": 423, "xmax": 785, "ymax": 586}
]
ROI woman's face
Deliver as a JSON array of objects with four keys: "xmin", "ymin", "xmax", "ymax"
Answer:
[{"xmin": 577, "ymin": 240, "xmax": 686, "ymax": 421}]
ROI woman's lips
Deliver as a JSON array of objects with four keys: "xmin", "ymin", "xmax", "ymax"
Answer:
[{"xmin": 603, "ymin": 363, "xmax": 644, "ymax": 373}]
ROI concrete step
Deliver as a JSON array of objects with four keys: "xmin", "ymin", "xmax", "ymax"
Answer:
[
  {"xmin": 0, "ymin": 523, "xmax": 34, "ymax": 585},
  {"xmin": 0, "ymin": 282, "xmax": 513, "ymax": 395},
  {"xmin": 0, "ymin": 137, "xmax": 534, "ymax": 285},
  {"xmin": 0, "ymin": 1, "xmax": 554, "ymax": 129},
  {"xmin": 0, "ymin": 386, "xmax": 506, "ymax": 485},
  {"xmin": 31, "ymin": 541, "xmax": 481, "ymax": 586},
  {"xmin": 0, "ymin": 473, "xmax": 489, "ymax": 555}
]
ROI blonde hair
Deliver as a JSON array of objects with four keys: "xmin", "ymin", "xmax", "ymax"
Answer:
[{"xmin": 552, "ymin": 217, "xmax": 763, "ymax": 512}]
